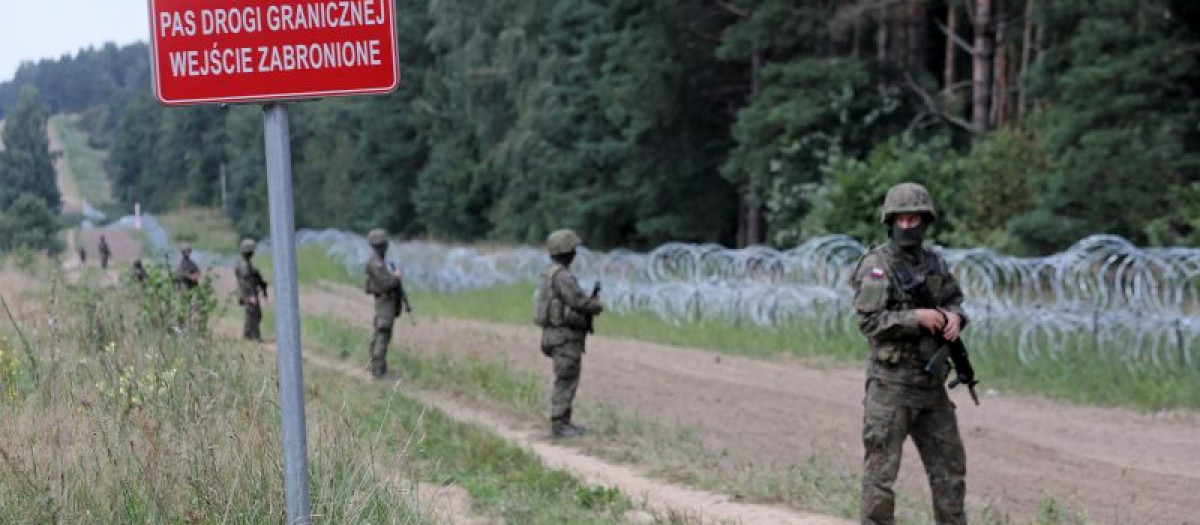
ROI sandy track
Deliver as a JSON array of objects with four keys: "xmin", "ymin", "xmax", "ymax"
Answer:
[{"xmin": 299, "ymin": 284, "xmax": 1200, "ymax": 524}]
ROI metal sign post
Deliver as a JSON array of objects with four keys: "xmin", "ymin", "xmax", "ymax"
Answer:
[{"xmin": 263, "ymin": 103, "xmax": 310, "ymax": 524}]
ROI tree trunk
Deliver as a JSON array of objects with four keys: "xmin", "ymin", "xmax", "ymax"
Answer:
[
  {"xmin": 944, "ymin": 1, "xmax": 959, "ymax": 92},
  {"xmin": 908, "ymin": 0, "xmax": 927, "ymax": 72},
  {"xmin": 1018, "ymin": 0, "xmax": 1035, "ymax": 121},
  {"xmin": 971, "ymin": 0, "xmax": 994, "ymax": 133},
  {"xmin": 991, "ymin": 1, "xmax": 1008, "ymax": 127},
  {"xmin": 740, "ymin": 49, "xmax": 765, "ymax": 247},
  {"xmin": 876, "ymin": 6, "xmax": 889, "ymax": 66}
]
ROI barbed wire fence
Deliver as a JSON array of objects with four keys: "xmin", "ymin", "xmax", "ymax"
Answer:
[{"xmin": 126, "ymin": 217, "xmax": 1198, "ymax": 371}]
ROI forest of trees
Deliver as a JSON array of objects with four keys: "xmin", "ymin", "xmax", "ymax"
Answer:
[
  {"xmin": 0, "ymin": 86, "xmax": 60, "ymax": 253},
  {"xmin": 2, "ymin": 0, "xmax": 1198, "ymax": 254}
]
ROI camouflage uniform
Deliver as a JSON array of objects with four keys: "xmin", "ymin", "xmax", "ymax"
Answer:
[
  {"xmin": 235, "ymin": 239, "xmax": 267, "ymax": 341},
  {"xmin": 363, "ymin": 229, "xmax": 406, "ymax": 379},
  {"xmin": 175, "ymin": 244, "xmax": 200, "ymax": 290},
  {"xmin": 98, "ymin": 236, "xmax": 111, "ymax": 269},
  {"xmin": 852, "ymin": 183, "xmax": 969, "ymax": 525},
  {"xmin": 534, "ymin": 229, "xmax": 603, "ymax": 438}
]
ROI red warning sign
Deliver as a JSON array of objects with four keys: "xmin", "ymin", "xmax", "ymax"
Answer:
[{"xmin": 148, "ymin": 0, "xmax": 399, "ymax": 105}]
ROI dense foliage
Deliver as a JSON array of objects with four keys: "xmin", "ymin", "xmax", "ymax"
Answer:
[
  {"xmin": 1, "ymin": 0, "xmax": 1198, "ymax": 253},
  {"xmin": 0, "ymin": 86, "xmax": 61, "ymax": 253}
]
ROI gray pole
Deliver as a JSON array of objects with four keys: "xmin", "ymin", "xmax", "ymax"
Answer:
[{"xmin": 262, "ymin": 103, "xmax": 312, "ymax": 524}]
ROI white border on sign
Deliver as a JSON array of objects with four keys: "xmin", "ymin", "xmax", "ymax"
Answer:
[{"xmin": 146, "ymin": 0, "xmax": 401, "ymax": 105}]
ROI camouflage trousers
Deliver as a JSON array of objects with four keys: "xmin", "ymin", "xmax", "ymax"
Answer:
[
  {"xmin": 369, "ymin": 314, "xmax": 395, "ymax": 378},
  {"xmin": 861, "ymin": 379, "xmax": 966, "ymax": 525},
  {"xmin": 242, "ymin": 300, "xmax": 261, "ymax": 341},
  {"xmin": 548, "ymin": 341, "xmax": 584, "ymax": 424}
]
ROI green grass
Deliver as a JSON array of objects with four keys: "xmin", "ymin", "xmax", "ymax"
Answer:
[
  {"xmin": 323, "ymin": 368, "xmax": 638, "ymax": 524},
  {"xmin": 49, "ymin": 114, "xmax": 112, "ymax": 207},
  {"xmin": 156, "ymin": 208, "xmax": 240, "ymax": 254},
  {"xmin": 257, "ymin": 245, "xmax": 360, "ymax": 288},
  {"xmin": 0, "ymin": 266, "xmax": 426, "ymax": 523}
]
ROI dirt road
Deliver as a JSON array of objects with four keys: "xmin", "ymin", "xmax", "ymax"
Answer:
[{"xmin": 301, "ymin": 284, "xmax": 1200, "ymax": 524}]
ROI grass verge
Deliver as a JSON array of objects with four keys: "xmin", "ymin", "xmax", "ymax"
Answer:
[
  {"xmin": 0, "ymin": 265, "xmax": 424, "ymax": 523},
  {"xmin": 156, "ymin": 207, "xmax": 240, "ymax": 254}
]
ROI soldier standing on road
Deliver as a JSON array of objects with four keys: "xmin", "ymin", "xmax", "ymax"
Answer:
[
  {"xmin": 851, "ymin": 182, "xmax": 970, "ymax": 525},
  {"xmin": 78, "ymin": 245, "xmax": 87, "ymax": 266},
  {"xmin": 363, "ymin": 229, "xmax": 409, "ymax": 379},
  {"xmin": 534, "ymin": 229, "xmax": 603, "ymax": 438},
  {"xmin": 175, "ymin": 244, "xmax": 200, "ymax": 290},
  {"xmin": 235, "ymin": 239, "xmax": 268, "ymax": 341},
  {"xmin": 98, "ymin": 235, "xmax": 111, "ymax": 269}
]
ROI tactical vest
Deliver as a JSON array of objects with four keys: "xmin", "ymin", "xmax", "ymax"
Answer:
[
  {"xmin": 533, "ymin": 265, "xmax": 590, "ymax": 331},
  {"xmin": 869, "ymin": 245, "xmax": 949, "ymax": 370}
]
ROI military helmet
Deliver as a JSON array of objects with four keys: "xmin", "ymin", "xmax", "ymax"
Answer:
[
  {"xmin": 180, "ymin": 243, "xmax": 193, "ymax": 254},
  {"xmin": 367, "ymin": 229, "xmax": 389, "ymax": 247},
  {"xmin": 546, "ymin": 229, "xmax": 582, "ymax": 255},
  {"xmin": 880, "ymin": 182, "xmax": 938, "ymax": 224},
  {"xmin": 240, "ymin": 238, "xmax": 256, "ymax": 255}
]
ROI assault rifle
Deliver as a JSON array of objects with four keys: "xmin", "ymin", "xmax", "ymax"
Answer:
[
  {"xmin": 250, "ymin": 267, "xmax": 268, "ymax": 299},
  {"xmin": 586, "ymin": 281, "xmax": 601, "ymax": 334},
  {"xmin": 899, "ymin": 275, "xmax": 981, "ymax": 405}
]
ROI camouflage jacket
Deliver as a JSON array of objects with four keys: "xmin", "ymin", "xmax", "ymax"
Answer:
[
  {"xmin": 235, "ymin": 257, "xmax": 266, "ymax": 300},
  {"xmin": 851, "ymin": 241, "xmax": 969, "ymax": 387},
  {"xmin": 364, "ymin": 252, "xmax": 403, "ymax": 318},
  {"xmin": 535, "ymin": 262, "xmax": 603, "ymax": 347},
  {"xmin": 175, "ymin": 256, "xmax": 200, "ymax": 289}
]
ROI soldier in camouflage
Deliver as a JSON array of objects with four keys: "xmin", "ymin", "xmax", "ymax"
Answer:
[
  {"xmin": 851, "ymin": 182, "xmax": 969, "ymax": 525},
  {"xmin": 363, "ymin": 228, "xmax": 407, "ymax": 379},
  {"xmin": 175, "ymin": 244, "xmax": 200, "ymax": 290},
  {"xmin": 534, "ymin": 229, "xmax": 603, "ymax": 438},
  {"xmin": 235, "ymin": 239, "xmax": 268, "ymax": 341},
  {"xmin": 98, "ymin": 235, "xmax": 111, "ymax": 269}
]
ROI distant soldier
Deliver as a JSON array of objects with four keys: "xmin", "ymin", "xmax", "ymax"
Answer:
[
  {"xmin": 363, "ymin": 229, "xmax": 410, "ymax": 379},
  {"xmin": 851, "ymin": 182, "xmax": 970, "ymax": 525},
  {"xmin": 131, "ymin": 259, "xmax": 148, "ymax": 284},
  {"xmin": 235, "ymin": 239, "xmax": 268, "ymax": 341},
  {"xmin": 78, "ymin": 246, "xmax": 87, "ymax": 266},
  {"xmin": 98, "ymin": 235, "xmax": 111, "ymax": 269},
  {"xmin": 534, "ymin": 229, "xmax": 603, "ymax": 438},
  {"xmin": 174, "ymin": 244, "xmax": 200, "ymax": 290}
]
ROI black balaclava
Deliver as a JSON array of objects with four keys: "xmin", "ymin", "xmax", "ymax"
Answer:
[
  {"xmin": 552, "ymin": 250, "xmax": 576, "ymax": 267},
  {"xmin": 373, "ymin": 244, "xmax": 387, "ymax": 258},
  {"xmin": 889, "ymin": 217, "xmax": 928, "ymax": 249}
]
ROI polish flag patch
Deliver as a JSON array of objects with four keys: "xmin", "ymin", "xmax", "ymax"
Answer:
[{"xmin": 868, "ymin": 267, "xmax": 886, "ymax": 279}]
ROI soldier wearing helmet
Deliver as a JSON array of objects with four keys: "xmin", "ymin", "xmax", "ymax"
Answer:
[
  {"xmin": 363, "ymin": 228, "xmax": 409, "ymax": 379},
  {"xmin": 174, "ymin": 243, "xmax": 200, "ymax": 291},
  {"xmin": 235, "ymin": 238, "xmax": 268, "ymax": 341},
  {"xmin": 851, "ymin": 182, "xmax": 970, "ymax": 524},
  {"xmin": 98, "ymin": 235, "xmax": 111, "ymax": 269},
  {"xmin": 534, "ymin": 228, "xmax": 603, "ymax": 438}
]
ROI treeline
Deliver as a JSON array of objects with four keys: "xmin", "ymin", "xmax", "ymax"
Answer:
[
  {"xmin": 0, "ymin": 86, "xmax": 61, "ymax": 253},
  {"xmin": 3, "ymin": 1, "xmax": 1199, "ymax": 254}
]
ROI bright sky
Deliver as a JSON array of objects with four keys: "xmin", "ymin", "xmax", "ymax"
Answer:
[{"xmin": 0, "ymin": 0, "xmax": 150, "ymax": 82}]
